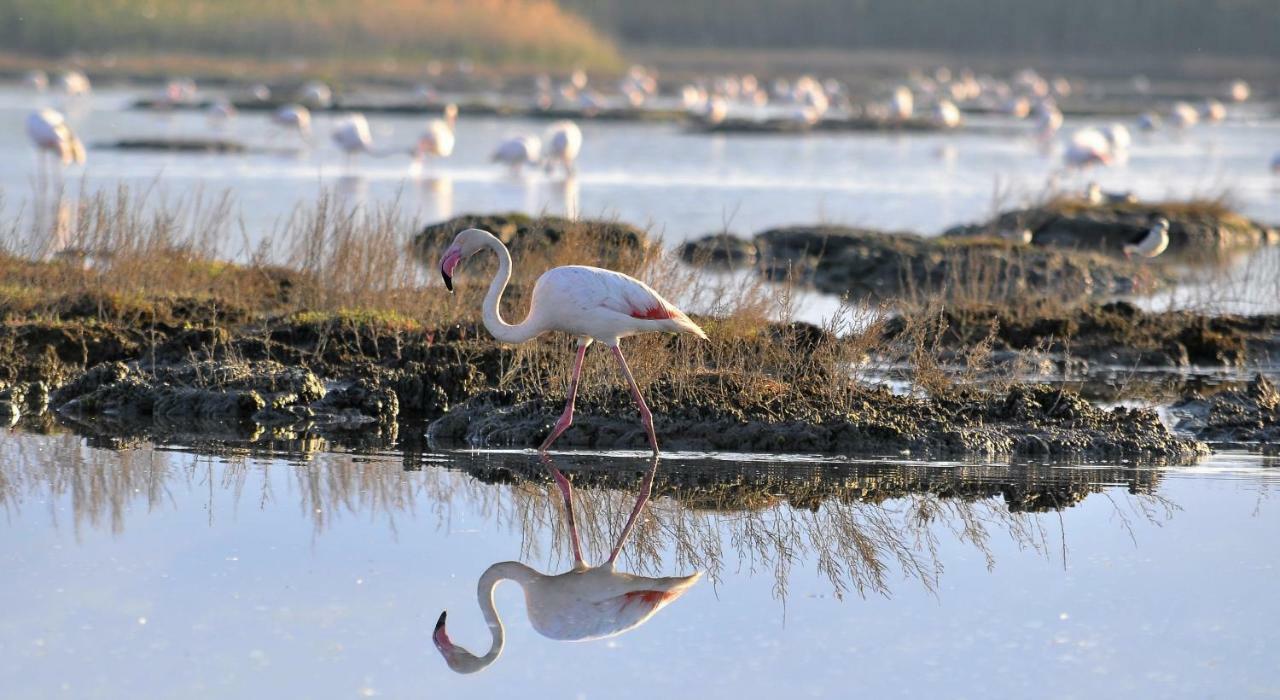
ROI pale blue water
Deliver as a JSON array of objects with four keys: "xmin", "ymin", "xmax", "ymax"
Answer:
[
  {"xmin": 1, "ymin": 433, "xmax": 1278, "ymax": 698},
  {"xmin": 2, "ymin": 86, "xmax": 1278, "ymax": 250}
]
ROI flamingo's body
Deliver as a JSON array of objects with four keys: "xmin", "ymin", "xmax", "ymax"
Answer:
[
  {"xmin": 1170, "ymin": 101, "xmax": 1200, "ymax": 129},
  {"xmin": 491, "ymin": 135, "xmax": 541, "ymax": 172},
  {"xmin": 27, "ymin": 109, "xmax": 85, "ymax": 166},
  {"xmin": 208, "ymin": 99, "xmax": 237, "ymax": 121},
  {"xmin": 701, "ymin": 96, "xmax": 727, "ymax": 125},
  {"xmin": 1199, "ymin": 98, "xmax": 1227, "ymax": 123},
  {"xmin": 439, "ymin": 228, "xmax": 706, "ymax": 454},
  {"xmin": 331, "ymin": 113, "xmax": 373, "ymax": 155},
  {"xmin": 1228, "ymin": 79, "xmax": 1251, "ymax": 103},
  {"xmin": 60, "ymin": 70, "xmax": 91, "ymax": 96},
  {"xmin": 272, "ymin": 104, "xmax": 312, "ymax": 138},
  {"xmin": 434, "ymin": 455, "xmax": 701, "ymax": 674},
  {"xmin": 1125, "ymin": 218, "xmax": 1170, "ymax": 260},
  {"xmin": 417, "ymin": 104, "xmax": 458, "ymax": 160},
  {"xmin": 889, "ymin": 86, "xmax": 914, "ymax": 120},
  {"xmin": 1136, "ymin": 111, "xmax": 1162, "ymax": 132},
  {"xmin": 543, "ymin": 120, "xmax": 582, "ymax": 176},
  {"xmin": 1033, "ymin": 103, "xmax": 1063, "ymax": 138},
  {"xmin": 24, "ymin": 70, "xmax": 48, "ymax": 92},
  {"xmin": 932, "ymin": 100, "xmax": 961, "ymax": 129},
  {"xmin": 1064, "ymin": 128, "xmax": 1112, "ymax": 168},
  {"xmin": 299, "ymin": 80, "xmax": 332, "ymax": 108},
  {"xmin": 1271, "ymin": 152, "xmax": 1280, "ymax": 175}
]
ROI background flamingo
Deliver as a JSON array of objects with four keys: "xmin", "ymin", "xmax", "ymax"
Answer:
[
  {"xmin": 433, "ymin": 454, "xmax": 701, "ymax": 674},
  {"xmin": 27, "ymin": 109, "xmax": 86, "ymax": 171},
  {"xmin": 491, "ymin": 135, "xmax": 542, "ymax": 174},
  {"xmin": 543, "ymin": 120, "xmax": 582, "ymax": 176},
  {"xmin": 416, "ymin": 103, "xmax": 458, "ymax": 163},
  {"xmin": 272, "ymin": 104, "xmax": 312, "ymax": 141},
  {"xmin": 438, "ymin": 228, "xmax": 706, "ymax": 454}
]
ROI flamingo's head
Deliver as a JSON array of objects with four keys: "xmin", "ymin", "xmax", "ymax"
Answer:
[
  {"xmin": 433, "ymin": 611, "xmax": 497, "ymax": 674},
  {"xmin": 439, "ymin": 228, "xmax": 492, "ymax": 293}
]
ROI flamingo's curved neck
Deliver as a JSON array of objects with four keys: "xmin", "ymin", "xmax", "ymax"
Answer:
[
  {"xmin": 481, "ymin": 236, "xmax": 542, "ymax": 344},
  {"xmin": 472, "ymin": 561, "xmax": 537, "ymax": 668}
]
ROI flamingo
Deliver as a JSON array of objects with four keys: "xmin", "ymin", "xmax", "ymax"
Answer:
[
  {"xmin": 1136, "ymin": 111, "xmax": 1162, "ymax": 132},
  {"xmin": 1227, "ymin": 79, "xmax": 1250, "ymax": 103},
  {"xmin": 437, "ymin": 228, "xmax": 706, "ymax": 454},
  {"xmin": 272, "ymin": 104, "xmax": 311, "ymax": 140},
  {"xmin": 331, "ymin": 113, "xmax": 373, "ymax": 163},
  {"xmin": 491, "ymin": 135, "xmax": 541, "ymax": 173},
  {"xmin": 1063, "ymin": 128, "xmax": 1112, "ymax": 168},
  {"xmin": 433, "ymin": 454, "xmax": 701, "ymax": 674},
  {"xmin": 298, "ymin": 80, "xmax": 332, "ymax": 108},
  {"xmin": 1169, "ymin": 101, "xmax": 1200, "ymax": 129},
  {"xmin": 24, "ymin": 69, "xmax": 48, "ymax": 92},
  {"xmin": 1124, "ymin": 217, "xmax": 1170, "ymax": 260},
  {"xmin": 207, "ymin": 99, "xmax": 237, "ymax": 122},
  {"xmin": 543, "ymin": 120, "xmax": 582, "ymax": 176},
  {"xmin": 1033, "ymin": 102, "xmax": 1064, "ymax": 139},
  {"xmin": 1199, "ymin": 99, "xmax": 1227, "ymax": 123},
  {"xmin": 1272, "ymin": 152, "xmax": 1280, "ymax": 175},
  {"xmin": 700, "ymin": 95, "xmax": 727, "ymax": 125},
  {"xmin": 60, "ymin": 70, "xmax": 91, "ymax": 96},
  {"xmin": 416, "ymin": 104, "xmax": 458, "ymax": 162},
  {"xmin": 889, "ymin": 86, "xmax": 914, "ymax": 120},
  {"xmin": 931, "ymin": 100, "xmax": 962, "ymax": 129},
  {"xmin": 27, "ymin": 109, "xmax": 86, "ymax": 169}
]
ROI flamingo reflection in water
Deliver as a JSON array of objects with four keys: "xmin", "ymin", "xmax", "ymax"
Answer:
[{"xmin": 433, "ymin": 455, "xmax": 701, "ymax": 674}]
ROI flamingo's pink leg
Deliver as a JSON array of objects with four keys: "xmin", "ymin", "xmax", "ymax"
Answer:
[
  {"xmin": 608, "ymin": 455, "xmax": 659, "ymax": 565},
  {"xmin": 610, "ymin": 345, "xmax": 659, "ymax": 454},
  {"xmin": 539, "ymin": 343, "xmax": 589, "ymax": 452},
  {"xmin": 539, "ymin": 453, "xmax": 584, "ymax": 565}
]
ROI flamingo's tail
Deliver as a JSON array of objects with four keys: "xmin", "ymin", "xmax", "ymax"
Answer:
[{"xmin": 666, "ymin": 307, "xmax": 708, "ymax": 340}]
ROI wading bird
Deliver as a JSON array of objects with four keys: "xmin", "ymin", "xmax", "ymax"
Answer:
[
  {"xmin": 415, "ymin": 103, "xmax": 458, "ymax": 162},
  {"xmin": 433, "ymin": 454, "xmax": 701, "ymax": 674},
  {"xmin": 27, "ymin": 109, "xmax": 85, "ymax": 169},
  {"xmin": 1064, "ymin": 128, "xmax": 1113, "ymax": 168},
  {"xmin": 491, "ymin": 135, "xmax": 541, "ymax": 173},
  {"xmin": 437, "ymin": 228, "xmax": 706, "ymax": 454},
  {"xmin": 1124, "ymin": 217, "xmax": 1170, "ymax": 260},
  {"xmin": 543, "ymin": 120, "xmax": 582, "ymax": 176},
  {"xmin": 272, "ymin": 104, "xmax": 311, "ymax": 139}
]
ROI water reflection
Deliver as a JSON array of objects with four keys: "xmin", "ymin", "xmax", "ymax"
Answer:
[
  {"xmin": 0, "ymin": 429, "xmax": 1199, "ymax": 604},
  {"xmin": 433, "ymin": 454, "xmax": 700, "ymax": 674}
]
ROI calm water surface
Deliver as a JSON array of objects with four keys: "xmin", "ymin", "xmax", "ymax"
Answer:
[
  {"xmin": 3, "ymin": 86, "xmax": 1279, "ymax": 248},
  {"xmin": 1, "ymin": 432, "xmax": 1278, "ymax": 698}
]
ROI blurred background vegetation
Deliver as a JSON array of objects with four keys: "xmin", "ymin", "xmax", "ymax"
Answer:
[
  {"xmin": 1, "ymin": 0, "xmax": 1276, "ymax": 73},
  {"xmin": 565, "ymin": 0, "xmax": 1280, "ymax": 59},
  {"xmin": 0, "ymin": 0, "xmax": 621, "ymax": 70}
]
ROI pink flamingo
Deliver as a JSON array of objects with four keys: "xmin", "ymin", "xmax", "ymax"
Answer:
[
  {"xmin": 438, "ymin": 228, "xmax": 707, "ymax": 454},
  {"xmin": 433, "ymin": 455, "xmax": 701, "ymax": 674}
]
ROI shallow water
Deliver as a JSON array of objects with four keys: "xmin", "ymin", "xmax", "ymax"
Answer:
[
  {"xmin": 1, "ymin": 431, "xmax": 1278, "ymax": 698},
  {"xmin": 4, "ymin": 86, "xmax": 1279, "ymax": 249}
]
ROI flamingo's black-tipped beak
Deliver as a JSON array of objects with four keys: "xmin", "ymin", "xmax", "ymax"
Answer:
[
  {"xmin": 439, "ymin": 248, "xmax": 462, "ymax": 293},
  {"xmin": 435, "ymin": 611, "xmax": 447, "ymax": 632}
]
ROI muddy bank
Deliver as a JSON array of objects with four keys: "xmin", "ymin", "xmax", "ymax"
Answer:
[
  {"xmin": 680, "ymin": 225, "xmax": 1159, "ymax": 300},
  {"xmin": 896, "ymin": 301, "xmax": 1280, "ymax": 368},
  {"xmin": 411, "ymin": 212, "xmax": 651, "ymax": 262},
  {"xmin": 130, "ymin": 97, "xmax": 688, "ymax": 123},
  {"xmin": 94, "ymin": 138, "xmax": 255, "ymax": 154},
  {"xmin": 1170, "ymin": 374, "xmax": 1280, "ymax": 451},
  {"xmin": 944, "ymin": 198, "xmax": 1279, "ymax": 259},
  {"xmin": 691, "ymin": 115, "xmax": 945, "ymax": 135},
  {"xmin": 429, "ymin": 375, "xmax": 1205, "ymax": 462}
]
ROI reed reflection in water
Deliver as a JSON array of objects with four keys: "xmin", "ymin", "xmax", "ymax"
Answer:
[{"xmin": 0, "ymin": 432, "xmax": 1177, "ymax": 603}]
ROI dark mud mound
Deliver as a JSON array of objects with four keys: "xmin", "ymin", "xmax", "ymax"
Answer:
[
  {"xmin": 1170, "ymin": 374, "xmax": 1280, "ymax": 451},
  {"xmin": 95, "ymin": 138, "xmax": 252, "ymax": 153},
  {"xmin": 945, "ymin": 199, "xmax": 1278, "ymax": 259},
  {"xmin": 679, "ymin": 233, "xmax": 758, "ymax": 269},
  {"xmin": 750, "ymin": 225, "xmax": 1153, "ymax": 300},
  {"xmin": 411, "ymin": 212, "xmax": 650, "ymax": 263},
  {"xmin": 895, "ymin": 301, "xmax": 1280, "ymax": 368},
  {"xmin": 430, "ymin": 374, "xmax": 1205, "ymax": 462}
]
